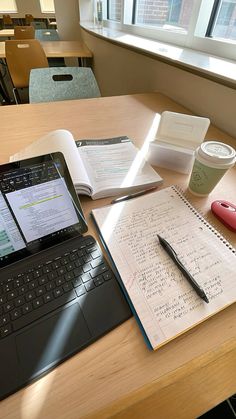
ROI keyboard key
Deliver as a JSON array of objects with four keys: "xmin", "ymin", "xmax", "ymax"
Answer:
[
  {"xmin": 64, "ymin": 272, "xmax": 74, "ymax": 281},
  {"xmin": 103, "ymin": 272, "xmax": 113, "ymax": 281},
  {"xmin": 81, "ymin": 273, "xmax": 91, "ymax": 284},
  {"xmin": 73, "ymin": 277, "xmax": 82, "ymax": 288},
  {"xmin": 53, "ymin": 287, "xmax": 63, "ymax": 298},
  {"xmin": 63, "ymin": 282, "xmax": 73, "ymax": 293},
  {"xmin": 91, "ymin": 258, "xmax": 103, "ymax": 268},
  {"xmin": 56, "ymin": 277, "xmax": 65, "ymax": 287},
  {"xmin": 82, "ymin": 263, "xmax": 91, "ymax": 273},
  {"xmin": 0, "ymin": 295, "xmax": 6, "ymax": 305},
  {"xmin": 22, "ymin": 303, "xmax": 33, "ymax": 314},
  {"xmin": 7, "ymin": 290, "xmax": 18, "ymax": 300},
  {"xmin": 4, "ymin": 301, "xmax": 14, "ymax": 313},
  {"xmin": 90, "ymin": 264, "xmax": 108, "ymax": 278},
  {"xmin": 15, "ymin": 296, "xmax": 25, "ymax": 307},
  {"xmin": 29, "ymin": 280, "xmax": 38, "ymax": 290},
  {"xmin": 91, "ymin": 250, "xmax": 101, "ymax": 259},
  {"xmin": 43, "ymin": 292, "xmax": 53, "ymax": 303},
  {"xmin": 38, "ymin": 276, "xmax": 48, "ymax": 285},
  {"xmin": 46, "ymin": 281, "xmax": 55, "ymax": 291},
  {"xmin": 34, "ymin": 269, "xmax": 43, "ymax": 278},
  {"xmin": 10, "ymin": 308, "xmax": 22, "ymax": 321},
  {"xmin": 33, "ymin": 298, "xmax": 44, "ymax": 309},
  {"xmin": 0, "ymin": 324, "xmax": 12, "ymax": 338},
  {"xmin": 75, "ymin": 285, "xmax": 86, "ymax": 297},
  {"xmin": 26, "ymin": 291, "xmax": 35, "ymax": 302},
  {"xmin": 85, "ymin": 281, "xmax": 95, "ymax": 292},
  {"xmin": 35, "ymin": 286, "xmax": 46, "ymax": 297},
  {"xmin": 94, "ymin": 275, "xmax": 104, "ymax": 287},
  {"xmin": 0, "ymin": 314, "xmax": 10, "ymax": 326},
  {"xmin": 13, "ymin": 290, "xmax": 76, "ymax": 332}
]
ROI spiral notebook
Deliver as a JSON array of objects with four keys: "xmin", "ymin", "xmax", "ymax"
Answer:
[{"xmin": 91, "ymin": 186, "xmax": 236, "ymax": 350}]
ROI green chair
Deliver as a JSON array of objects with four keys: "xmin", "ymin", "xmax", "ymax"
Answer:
[
  {"xmin": 35, "ymin": 29, "xmax": 60, "ymax": 41},
  {"xmin": 32, "ymin": 21, "xmax": 47, "ymax": 29},
  {"xmin": 29, "ymin": 67, "xmax": 101, "ymax": 103}
]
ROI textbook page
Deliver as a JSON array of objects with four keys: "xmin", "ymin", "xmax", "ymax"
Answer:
[
  {"xmin": 76, "ymin": 137, "xmax": 163, "ymax": 199},
  {"xmin": 92, "ymin": 186, "xmax": 236, "ymax": 350},
  {"xmin": 10, "ymin": 130, "xmax": 92, "ymax": 195}
]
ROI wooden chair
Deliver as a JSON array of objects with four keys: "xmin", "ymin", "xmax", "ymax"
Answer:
[
  {"xmin": 5, "ymin": 39, "xmax": 49, "ymax": 103},
  {"xmin": 29, "ymin": 67, "xmax": 101, "ymax": 103},
  {"xmin": 25, "ymin": 14, "xmax": 34, "ymax": 25},
  {"xmin": 3, "ymin": 15, "xmax": 13, "ymax": 28},
  {"xmin": 14, "ymin": 26, "xmax": 35, "ymax": 40}
]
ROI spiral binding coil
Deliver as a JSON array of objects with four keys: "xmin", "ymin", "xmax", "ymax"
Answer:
[{"xmin": 171, "ymin": 185, "xmax": 235, "ymax": 255}]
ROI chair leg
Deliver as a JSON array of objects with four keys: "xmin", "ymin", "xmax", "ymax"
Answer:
[{"xmin": 13, "ymin": 87, "xmax": 21, "ymax": 104}]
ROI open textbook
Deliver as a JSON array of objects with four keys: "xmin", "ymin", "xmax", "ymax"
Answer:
[
  {"xmin": 10, "ymin": 130, "xmax": 163, "ymax": 200},
  {"xmin": 92, "ymin": 186, "xmax": 236, "ymax": 350}
]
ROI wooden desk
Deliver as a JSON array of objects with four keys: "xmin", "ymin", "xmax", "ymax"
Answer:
[
  {"xmin": 0, "ymin": 93, "xmax": 235, "ymax": 419},
  {"xmin": 0, "ymin": 29, "xmax": 14, "ymax": 39},
  {"xmin": 0, "ymin": 40, "xmax": 92, "ymax": 59}
]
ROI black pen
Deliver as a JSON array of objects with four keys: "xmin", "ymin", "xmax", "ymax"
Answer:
[
  {"xmin": 111, "ymin": 186, "xmax": 157, "ymax": 204},
  {"xmin": 157, "ymin": 235, "xmax": 209, "ymax": 303}
]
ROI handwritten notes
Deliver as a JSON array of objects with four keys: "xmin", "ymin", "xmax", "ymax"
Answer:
[{"xmin": 92, "ymin": 186, "xmax": 236, "ymax": 349}]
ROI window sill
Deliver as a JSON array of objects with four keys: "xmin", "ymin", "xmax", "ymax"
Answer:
[{"xmin": 80, "ymin": 22, "xmax": 236, "ymax": 90}]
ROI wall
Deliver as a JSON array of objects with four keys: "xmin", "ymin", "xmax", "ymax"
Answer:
[
  {"xmin": 0, "ymin": 0, "xmax": 55, "ymax": 18},
  {"xmin": 54, "ymin": 0, "xmax": 81, "ymax": 40},
  {"xmin": 81, "ymin": 30, "xmax": 236, "ymax": 138}
]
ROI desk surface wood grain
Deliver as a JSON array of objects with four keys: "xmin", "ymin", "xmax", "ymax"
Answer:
[
  {"xmin": 0, "ymin": 40, "xmax": 92, "ymax": 58},
  {"xmin": 0, "ymin": 93, "xmax": 235, "ymax": 419}
]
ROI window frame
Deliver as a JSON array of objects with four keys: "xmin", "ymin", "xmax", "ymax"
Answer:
[{"xmin": 104, "ymin": 0, "xmax": 236, "ymax": 61}]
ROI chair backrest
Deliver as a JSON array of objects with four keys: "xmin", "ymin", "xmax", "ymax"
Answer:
[
  {"xmin": 3, "ymin": 15, "xmax": 13, "ymax": 26},
  {"xmin": 31, "ymin": 21, "xmax": 47, "ymax": 29},
  {"xmin": 14, "ymin": 25, "xmax": 35, "ymax": 40},
  {"xmin": 29, "ymin": 67, "xmax": 101, "ymax": 103},
  {"xmin": 25, "ymin": 14, "xmax": 34, "ymax": 25},
  {"xmin": 35, "ymin": 29, "xmax": 60, "ymax": 41},
  {"xmin": 5, "ymin": 39, "xmax": 49, "ymax": 88}
]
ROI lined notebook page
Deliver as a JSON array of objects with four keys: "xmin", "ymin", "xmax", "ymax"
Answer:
[{"xmin": 92, "ymin": 186, "xmax": 236, "ymax": 349}]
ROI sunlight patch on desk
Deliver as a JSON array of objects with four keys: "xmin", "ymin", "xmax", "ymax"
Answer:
[
  {"xmin": 120, "ymin": 112, "xmax": 160, "ymax": 187},
  {"xmin": 21, "ymin": 370, "xmax": 56, "ymax": 419},
  {"xmin": 20, "ymin": 291, "xmax": 86, "ymax": 419},
  {"xmin": 99, "ymin": 113, "xmax": 161, "ymax": 242}
]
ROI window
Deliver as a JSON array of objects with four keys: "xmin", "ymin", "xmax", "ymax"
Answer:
[
  {"xmin": 135, "ymin": 0, "xmax": 194, "ymax": 33},
  {"xmin": 104, "ymin": 0, "xmax": 236, "ymax": 60},
  {"xmin": 108, "ymin": 0, "xmax": 122, "ymax": 21},
  {"xmin": 206, "ymin": 0, "xmax": 236, "ymax": 40},
  {"xmin": 39, "ymin": 0, "xmax": 55, "ymax": 13},
  {"xmin": 0, "ymin": 0, "xmax": 17, "ymax": 13}
]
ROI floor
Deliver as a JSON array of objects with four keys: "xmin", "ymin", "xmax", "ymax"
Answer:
[{"xmin": 198, "ymin": 395, "xmax": 236, "ymax": 418}]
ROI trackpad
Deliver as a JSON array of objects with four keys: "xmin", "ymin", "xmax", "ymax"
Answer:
[{"xmin": 16, "ymin": 303, "xmax": 91, "ymax": 381}]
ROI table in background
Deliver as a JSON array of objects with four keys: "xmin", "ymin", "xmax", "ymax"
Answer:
[
  {"xmin": 0, "ymin": 40, "xmax": 93, "ymax": 65},
  {"xmin": 0, "ymin": 93, "xmax": 235, "ymax": 419},
  {"xmin": 0, "ymin": 29, "xmax": 14, "ymax": 39},
  {"xmin": 0, "ymin": 40, "xmax": 93, "ymax": 103}
]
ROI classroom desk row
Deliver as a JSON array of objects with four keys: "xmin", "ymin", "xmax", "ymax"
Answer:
[
  {"xmin": 0, "ymin": 40, "xmax": 92, "ymax": 59},
  {"xmin": 0, "ymin": 93, "xmax": 235, "ymax": 419},
  {"xmin": 0, "ymin": 40, "xmax": 93, "ymax": 103}
]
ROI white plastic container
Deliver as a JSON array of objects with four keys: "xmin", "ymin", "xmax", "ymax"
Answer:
[{"xmin": 147, "ymin": 111, "xmax": 210, "ymax": 174}]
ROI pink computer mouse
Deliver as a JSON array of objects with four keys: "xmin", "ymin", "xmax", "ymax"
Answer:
[{"xmin": 211, "ymin": 200, "xmax": 236, "ymax": 232}]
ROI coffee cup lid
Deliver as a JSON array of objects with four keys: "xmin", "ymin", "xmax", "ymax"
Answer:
[{"xmin": 198, "ymin": 141, "xmax": 236, "ymax": 167}]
